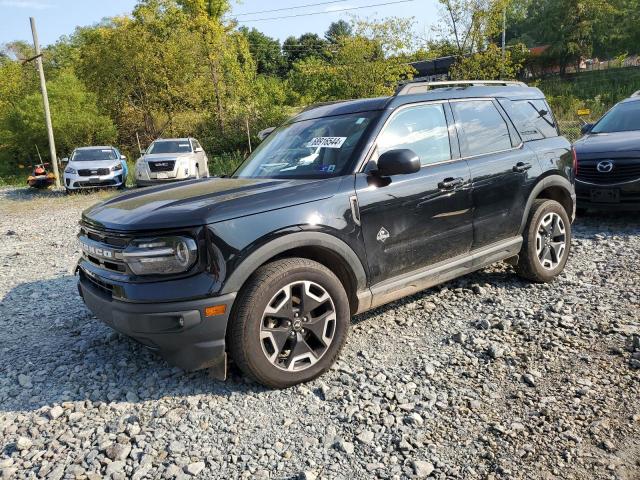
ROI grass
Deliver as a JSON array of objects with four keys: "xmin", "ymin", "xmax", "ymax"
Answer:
[{"xmin": 537, "ymin": 66, "xmax": 640, "ymax": 122}]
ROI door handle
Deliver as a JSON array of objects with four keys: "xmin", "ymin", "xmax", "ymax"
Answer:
[
  {"xmin": 438, "ymin": 177, "xmax": 464, "ymax": 190},
  {"xmin": 513, "ymin": 162, "xmax": 533, "ymax": 173}
]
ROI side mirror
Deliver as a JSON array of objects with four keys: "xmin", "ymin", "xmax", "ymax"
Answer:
[
  {"xmin": 376, "ymin": 149, "xmax": 421, "ymax": 177},
  {"xmin": 61, "ymin": 157, "xmax": 69, "ymax": 163},
  {"xmin": 258, "ymin": 127, "xmax": 276, "ymax": 141},
  {"xmin": 195, "ymin": 147, "xmax": 204, "ymax": 153},
  {"xmin": 581, "ymin": 123, "xmax": 594, "ymax": 135},
  {"xmin": 121, "ymin": 155, "xmax": 127, "ymax": 160},
  {"xmin": 140, "ymin": 149, "xmax": 146, "ymax": 155}
]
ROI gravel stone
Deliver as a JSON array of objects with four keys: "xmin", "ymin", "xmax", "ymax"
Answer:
[
  {"xmin": 356, "ymin": 430, "xmax": 375, "ymax": 444},
  {"xmin": 184, "ymin": 462, "xmax": 206, "ymax": 476},
  {"xmin": 15, "ymin": 437, "xmax": 32, "ymax": 451},
  {"xmin": 412, "ymin": 460, "xmax": 434, "ymax": 477}
]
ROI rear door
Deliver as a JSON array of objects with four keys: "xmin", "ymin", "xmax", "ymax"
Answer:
[
  {"xmin": 450, "ymin": 99, "xmax": 536, "ymax": 249},
  {"xmin": 355, "ymin": 102, "xmax": 473, "ymax": 285}
]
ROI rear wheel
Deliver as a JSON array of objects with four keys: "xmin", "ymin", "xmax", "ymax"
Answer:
[
  {"xmin": 516, "ymin": 199, "xmax": 571, "ymax": 283},
  {"xmin": 228, "ymin": 258, "xmax": 350, "ymax": 388}
]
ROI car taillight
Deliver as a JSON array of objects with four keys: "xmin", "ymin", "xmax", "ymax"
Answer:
[{"xmin": 572, "ymin": 147, "xmax": 578, "ymax": 176}]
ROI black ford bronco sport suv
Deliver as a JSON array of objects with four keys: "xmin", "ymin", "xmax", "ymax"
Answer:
[{"xmin": 77, "ymin": 80, "xmax": 576, "ymax": 388}]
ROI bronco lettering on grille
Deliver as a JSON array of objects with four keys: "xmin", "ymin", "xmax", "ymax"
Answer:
[{"xmin": 80, "ymin": 240, "xmax": 114, "ymax": 259}]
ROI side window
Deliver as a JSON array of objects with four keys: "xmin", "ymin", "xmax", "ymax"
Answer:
[
  {"xmin": 452, "ymin": 100, "xmax": 513, "ymax": 157},
  {"xmin": 377, "ymin": 104, "xmax": 451, "ymax": 167},
  {"xmin": 501, "ymin": 99, "xmax": 558, "ymax": 140}
]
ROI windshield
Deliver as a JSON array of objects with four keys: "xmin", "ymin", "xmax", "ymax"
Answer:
[
  {"xmin": 592, "ymin": 101, "xmax": 640, "ymax": 134},
  {"xmin": 71, "ymin": 148, "xmax": 117, "ymax": 161},
  {"xmin": 234, "ymin": 112, "xmax": 379, "ymax": 179},
  {"xmin": 147, "ymin": 140, "xmax": 192, "ymax": 154}
]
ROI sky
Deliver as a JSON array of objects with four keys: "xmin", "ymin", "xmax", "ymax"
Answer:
[{"xmin": 0, "ymin": 0, "xmax": 440, "ymax": 46}]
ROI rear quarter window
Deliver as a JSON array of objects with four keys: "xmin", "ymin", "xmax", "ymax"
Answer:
[{"xmin": 500, "ymin": 98, "xmax": 559, "ymax": 141}]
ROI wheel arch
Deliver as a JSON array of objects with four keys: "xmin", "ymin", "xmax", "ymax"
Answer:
[
  {"xmin": 520, "ymin": 175, "xmax": 576, "ymax": 234},
  {"xmin": 221, "ymin": 232, "xmax": 369, "ymax": 315}
]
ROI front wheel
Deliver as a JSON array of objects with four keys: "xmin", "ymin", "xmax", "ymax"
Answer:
[
  {"xmin": 516, "ymin": 199, "xmax": 571, "ymax": 283},
  {"xmin": 228, "ymin": 258, "xmax": 350, "ymax": 388}
]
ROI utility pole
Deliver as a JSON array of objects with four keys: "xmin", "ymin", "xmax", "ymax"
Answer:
[
  {"xmin": 30, "ymin": 17, "xmax": 60, "ymax": 188},
  {"xmin": 501, "ymin": 6, "xmax": 507, "ymax": 79}
]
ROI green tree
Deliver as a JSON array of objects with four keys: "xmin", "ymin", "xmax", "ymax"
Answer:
[
  {"xmin": 283, "ymin": 33, "xmax": 328, "ymax": 70},
  {"xmin": 449, "ymin": 43, "xmax": 526, "ymax": 79},
  {"xmin": 325, "ymin": 20, "xmax": 353, "ymax": 43},
  {"xmin": 4, "ymin": 69, "xmax": 116, "ymax": 161},
  {"xmin": 239, "ymin": 27, "xmax": 286, "ymax": 77}
]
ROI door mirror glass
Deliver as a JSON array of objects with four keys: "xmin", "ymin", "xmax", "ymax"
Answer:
[
  {"xmin": 61, "ymin": 157, "xmax": 69, "ymax": 163},
  {"xmin": 581, "ymin": 123, "xmax": 594, "ymax": 135},
  {"xmin": 376, "ymin": 149, "xmax": 420, "ymax": 176}
]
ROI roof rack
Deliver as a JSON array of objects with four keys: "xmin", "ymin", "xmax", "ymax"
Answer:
[
  {"xmin": 395, "ymin": 79, "xmax": 528, "ymax": 96},
  {"xmin": 631, "ymin": 90, "xmax": 640, "ymax": 97}
]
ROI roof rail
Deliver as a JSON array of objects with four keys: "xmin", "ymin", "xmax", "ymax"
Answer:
[
  {"xmin": 631, "ymin": 90, "xmax": 640, "ymax": 97},
  {"xmin": 395, "ymin": 79, "xmax": 528, "ymax": 96}
]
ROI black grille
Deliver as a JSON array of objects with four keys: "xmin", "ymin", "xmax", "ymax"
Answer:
[
  {"xmin": 577, "ymin": 159, "xmax": 640, "ymax": 184},
  {"xmin": 78, "ymin": 168, "xmax": 110, "ymax": 177},
  {"xmin": 79, "ymin": 269, "xmax": 114, "ymax": 297},
  {"xmin": 148, "ymin": 161, "xmax": 176, "ymax": 172},
  {"xmin": 75, "ymin": 179, "xmax": 118, "ymax": 187},
  {"xmin": 79, "ymin": 224, "xmax": 131, "ymax": 273}
]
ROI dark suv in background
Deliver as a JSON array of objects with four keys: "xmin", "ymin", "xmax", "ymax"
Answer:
[
  {"xmin": 76, "ymin": 80, "xmax": 575, "ymax": 388},
  {"xmin": 575, "ymin": 90, "xmax": 640, "ymax": 210}
]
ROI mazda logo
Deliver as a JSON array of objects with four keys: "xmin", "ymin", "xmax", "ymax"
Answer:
[{"xmin": 597, "ymin": 161, "xmax": 614, "ymax": 173}]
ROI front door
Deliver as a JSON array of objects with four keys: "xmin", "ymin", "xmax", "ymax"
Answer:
[{"xmin": 355, "ymin": 102, "xmax": 473, "ymax": 285}]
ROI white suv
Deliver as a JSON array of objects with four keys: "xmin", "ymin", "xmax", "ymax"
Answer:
[
  {"xmin": 135, "ymin": 138, "xmax": 210, "ymax": 187},
  {"xmin": 63, "ymin": 146, "xmax": 127, "ymax": 192}
]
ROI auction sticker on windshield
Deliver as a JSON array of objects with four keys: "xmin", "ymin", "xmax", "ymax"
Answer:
[{"xmin": 306, "ymin": 137, "xmax": 347, "ymax": 149}]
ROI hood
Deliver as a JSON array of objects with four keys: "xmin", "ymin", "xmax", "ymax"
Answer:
[
  {"xmin": 69, "ymin": 160, "xmax": 120, "ymax": 170},
  {"xmin": 574, "ymin": 131, "xmax": 640, "ymax": 158},
  {"xmin": 82, "ymin": 177, "xmax": 341, "ymax": 231}
]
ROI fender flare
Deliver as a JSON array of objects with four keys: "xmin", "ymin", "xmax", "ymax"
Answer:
[
  {"xmin": 220, "ymin": 231, "xmax": 368, "ymax": 296},
  {"xmin": 519, "ymin": 174, "xmax": 576, "ymax": 234}
]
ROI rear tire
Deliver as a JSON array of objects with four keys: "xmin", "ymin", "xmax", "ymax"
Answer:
[
  {"xmin": 516, "ymin": 199, "xmax": 571, "ymax": 283},
  {"xmin": 228, "ymin": 258, "xmax": 350, "ymax": 388}
]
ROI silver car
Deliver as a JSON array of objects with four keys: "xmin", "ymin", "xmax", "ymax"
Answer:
[
  {"xmin": 135, "ymin": 138, "xmax": 209, "ymax": 187},
  {"xmin": 63, "ymin": 146, "xmax": 128, "ymax": 192}
]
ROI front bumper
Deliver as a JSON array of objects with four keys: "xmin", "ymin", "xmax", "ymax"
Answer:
[
  {"xmin": 78, "ymin": 272, "xmax": 235, "ymax": 372},
  {"xmin": 65, "ymin": 172, "xmax": 125, "ymax": 190},
  {"xmin": 576, "ymin": 179, "xmax": 640, "ymax": 210}
]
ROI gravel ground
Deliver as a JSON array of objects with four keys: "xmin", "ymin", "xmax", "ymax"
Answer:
[{"xmin": 0, "ymin": 186, "xmax": 638, "ymax": 480}]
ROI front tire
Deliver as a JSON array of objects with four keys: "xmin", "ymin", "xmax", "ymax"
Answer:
[
  {"xmin": 228, "ymin": 258, "xmax": 350, "ymax": 388},
  {"xmin": 516, "ymin": 199, "xmax": 571, "ymax": 283}
]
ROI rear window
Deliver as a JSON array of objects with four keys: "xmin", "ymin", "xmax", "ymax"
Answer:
[{"xmin": 500, "ymin": 99, "xmax": 559, "ymax": 141}]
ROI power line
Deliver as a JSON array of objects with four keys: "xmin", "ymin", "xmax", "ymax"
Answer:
[
  {"xmin": 235, "ymin": 0, "xmax": 348, "ymax": 17},
  {"xmin": 236, "ymin": 0, "xmax": 418, "ymax": 23}
]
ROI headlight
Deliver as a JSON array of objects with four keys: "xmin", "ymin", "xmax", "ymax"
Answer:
[
  {"xmin": 122, "ymin": 236, "xmax": 197, "ymax": 275},
  {"xmin": 111, "ymin": 163, "xmax": 123, "ymax": 172},
  {"xmin": 65, "ymin": 167, "xmax": 77, "ymax": 174}
]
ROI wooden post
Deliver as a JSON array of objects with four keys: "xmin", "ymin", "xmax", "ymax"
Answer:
[{"xmin": 30, "ymin": 17, "xmax": 60, "ymax": 188}]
